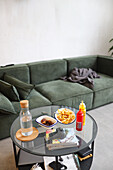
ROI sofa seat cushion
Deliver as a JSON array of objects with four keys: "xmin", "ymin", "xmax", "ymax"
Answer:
[
  {"xmin": 4, "ymin": 73, "xmax": 34, "ymax": 100},
  {"xmin": 35, "ymin": 80, "xmax": 93, "ymax": 109},
  {"xmin": 92, "ymin": 73, "xmax": 113, "ymax": 108},
  {"xmin": 0, "ymin": 93, "xmax": 16, "ymax": 115},
  {"xmin": 12, "ymin": 89, "xmax": 52, "ymax": 113}
]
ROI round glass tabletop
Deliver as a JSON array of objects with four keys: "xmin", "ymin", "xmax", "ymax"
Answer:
[{"xmin": 10, "ymin": 105, "xmax": 98, "ymax": 157}]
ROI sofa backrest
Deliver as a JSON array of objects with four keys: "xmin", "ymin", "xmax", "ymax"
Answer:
[
  {"xmin": 64, "ymin": 55, "xmax": 98, "ymax": 75},
  {"xmin": 0, "ymin": 56, "xmax": 98, "ymax": 85},
  {"xmin": 0, "ymin": 64, "xmax": 30, "ymax": 83},
  {"xmin": 28, "ymin": 59, "xmax": 67, "ymax": 84}
]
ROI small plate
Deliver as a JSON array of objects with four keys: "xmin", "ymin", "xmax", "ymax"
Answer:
[
  {"xmin": 55, "ymin": 108, "xmax": 75, "ymax": 125},
  {"xmin": 36, "ymin": 115, "xmax": 57, "ymax": 129}
]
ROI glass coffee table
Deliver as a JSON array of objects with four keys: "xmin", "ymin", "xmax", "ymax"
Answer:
[{"xmin": 10, "ymin": 105, "xmax": 98, "ymax": 170}]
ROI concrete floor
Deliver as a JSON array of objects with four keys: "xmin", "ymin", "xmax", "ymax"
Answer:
[
  {"xmin": 0, "ymin": 103, "xmax": 113, "ymax": 170},
  {"xmin": 88, "ymin": 103, "xmax": 113, "ymax": 170}
]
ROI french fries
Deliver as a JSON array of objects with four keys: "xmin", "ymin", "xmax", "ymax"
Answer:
[{"xmin": 56, "ymin": 108, "xmax": 75, "ymax": 124}]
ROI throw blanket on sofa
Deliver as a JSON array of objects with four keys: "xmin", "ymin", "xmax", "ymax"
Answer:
[{"xmin": 61, "ymin": 67, "xmax": 100, "ymax": 89}]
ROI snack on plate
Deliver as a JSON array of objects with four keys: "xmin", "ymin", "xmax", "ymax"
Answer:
[
  {"xmin": 56, "ymin": 108, "xmax": 75, "ymax": 124},
  {"xmin": 41, "ymin": 118, "xmax": 54, "ymax": 126}
]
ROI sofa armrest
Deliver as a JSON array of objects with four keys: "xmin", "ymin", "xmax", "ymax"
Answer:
[{"xmin": 97, "ymin": 55, "xmax": 113, "ymax": 77}]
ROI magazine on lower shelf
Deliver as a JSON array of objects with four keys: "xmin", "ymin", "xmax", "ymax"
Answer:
[{"xmin": 45, "ymin": 128, "xmax": 79, "ymax": 150}]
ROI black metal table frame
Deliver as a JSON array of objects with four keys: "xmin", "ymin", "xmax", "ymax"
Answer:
[
  {"xmin": 11, "ymin": 105, "xmax": 97, "ymax": 170},
  {"xmin": 12, "ymin": 140, "xmax": 95, "ymax": 170}
]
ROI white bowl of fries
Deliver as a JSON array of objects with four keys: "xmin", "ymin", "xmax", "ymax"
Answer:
[{"xmin": 55, "ymin": 108, "xmax": 75, "ymax": 124}]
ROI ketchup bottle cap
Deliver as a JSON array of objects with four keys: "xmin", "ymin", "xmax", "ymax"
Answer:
[{"xmin": 77, "ymin": 109, "xmax": 83, "ymax": 115}]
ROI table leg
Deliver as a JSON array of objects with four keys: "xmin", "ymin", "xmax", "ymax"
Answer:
[
  {"xmin": 55, "ymin": 156, "xmax": 58, "ymax": 170},
  {"xmin": 91, "ymin": 141, "xmax": 94, "ymax": 155},
  {"xmin": 12, "ymin": 141, "xmax": 18, "ymax": 167}
]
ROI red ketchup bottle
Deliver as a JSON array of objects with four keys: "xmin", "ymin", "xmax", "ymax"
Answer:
[{"xmin": 76, "ymin": 109, "xmax": 83, "ymax": 131}]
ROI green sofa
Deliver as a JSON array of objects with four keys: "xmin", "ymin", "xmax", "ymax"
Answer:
[{"xmin": 0, "ymin": 55, "xmax": 113, "ymax": 139}]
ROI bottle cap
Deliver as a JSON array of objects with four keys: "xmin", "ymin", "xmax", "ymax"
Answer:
[
  {"xmin": 79, "ymin": 100, "xmax": 86, "ymax": 109},
  {"xmin": 20, "ymin": 100, "xmax": 29, "ymax": 108},
  {"xmin": 77, "ymin": 109, "xmax": 83, "ymax": 115}
]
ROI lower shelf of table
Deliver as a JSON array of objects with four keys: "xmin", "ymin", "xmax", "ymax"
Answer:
[
  {"xmin": 16, "ymin": 149, "xmax": 93, "ymax": 170},
  {"xmin": 44, "ymin": 154, "xmax": 93, "ymax": 170},
  {"xmin": 18, "ymin": 149, "xmax": 43, "ymax": 166}
]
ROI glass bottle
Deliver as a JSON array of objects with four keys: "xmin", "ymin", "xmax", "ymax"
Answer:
[{"xmin": 20, "ymin": 100, "xmax": 33, "ymax": 136}]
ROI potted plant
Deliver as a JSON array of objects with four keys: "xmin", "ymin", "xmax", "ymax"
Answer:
[{"xmin": 108, "ymin": 38, "xmax": 113, "ymax": 56}]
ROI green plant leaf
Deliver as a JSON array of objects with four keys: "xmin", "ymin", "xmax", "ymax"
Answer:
[
  {"xmin": 109, "ymin": 38, "xmax": 113, "ymax": 43},
  {"xmin": 108, "ymin": 46, "xmax": 113, "ymax": 52}
]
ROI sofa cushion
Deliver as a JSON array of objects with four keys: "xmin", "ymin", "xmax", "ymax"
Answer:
[
  {"xmin": 92, "ymin": 73, "xmax": 113, "ymax": 108},
  {"xmin": 4, "ymin": 74, "xmax": 34, "ymax": 100},
  {"xmin": 12, "ymin": 89, "xmax": 52, "ymax": 113},
  {"xmin": 53, "ymin": 93, "xmax": 93, "ymax": 110},
  {"xmin": 0, "ymin": 80, "xmax": 20, "ymax": 101},
  {"xmin": 35, "ymin": 80, "xmax": 93, "ymax": 109},
  {"xmin": 28, "ymin": 59, "xmax": 67, "ymax": 84},
  {"xmin": 0, "ymin": 93, "xmax": 16, "ymax": 115},
  {"xmin": 0, "ymin": 64, "xmax": 30, "ymax": 83},
  {"xmin": 28, "ymin": 89, "xmax": 52, "ymax": 109},
  {"xmin": 65, "ymin": 55, "xmax": 97, "ymax": 75}
]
